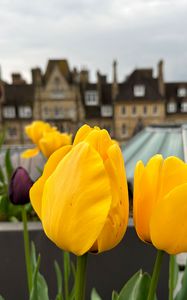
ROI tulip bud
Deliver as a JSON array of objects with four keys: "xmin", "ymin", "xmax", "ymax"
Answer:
[{"xmin": 9, "ymin": 167, "xmax": 33, "ymax": 205}]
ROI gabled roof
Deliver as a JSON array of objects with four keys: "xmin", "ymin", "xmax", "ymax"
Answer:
[
  {"xmin": 116, "ymin": 68, "xmax": 163, "ymax": 102},
  {"xmin": 44, "ymin": 59, "xmax": 73, "ymax": 84},
  {"xmin": 3, "ymin": 84, "xmax": 34, "ymax": 106}
]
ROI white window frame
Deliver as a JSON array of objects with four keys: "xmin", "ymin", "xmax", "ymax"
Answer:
[
  {"xmin": 167, "ymin": 102, "xmax": 177, "ymax": 113},
  {"xmin": 3, "ymin": 106, "xmax": 16, "ymax": 118},
  {"xmin": 18, "ymin": 106, "xmax": 32, "ymax": 118},
  {"xmin": 134, "ymin": 85, "xmax": 145, "ymax": 97},
  {"xmin": 177, "ymin": 87, "xmax": 187, "ymax": 98},
  {"xmin": 85, "ymin": 91, "xmax": 99, "ymax": 106},
  {"xmin": 181, "ymin": 102, "xmax": 187, "ymax": 112},
  {"xmin": 101, "ymin": 105, "xmax": 113, "ymax": 117}
]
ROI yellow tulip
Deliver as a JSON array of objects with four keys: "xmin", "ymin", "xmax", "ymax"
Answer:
[
  {"xmin": 134, "ymin": 154, "xmax": 187, "ymax": 254},
  {"xmin": 30, "ymin": 124, "xmax": 129, "ymax": 255},
  {"xmin": 21, "ymin": 121, "xmax": 71, "ymax": 158},
  {"xmin": 39, "ymin": 131, "xmax": 72, "ymax": 158}
]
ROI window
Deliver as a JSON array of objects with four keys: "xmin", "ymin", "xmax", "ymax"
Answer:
[
  {"xmin": 7, "ymin": 127, "xmax": 17, "ymax": 137},
  {"xmin": 50, "ymin": 90, "xmax": 65, "ymax": 99},
  {"xmin": 153, "ymin": 105, "xmax": 158, "ymax": 115},
  {"xmin": 85, "ymin": 91, "xmax": 99, "ymax": 106},
  {"xmin": 143, "ymin": 106, "xmax": 147, "ymax": 115},
  {"xmin": 132, "ymin": 106, "xmax": 137, "ymax": 115},
  {"xmin": 18, "ymin": 106, "xmax": 32, "ymax": 118},
  {"xmin": 181, "ymin": 102, "xmax": 187, "ymax": 112},
  {"xmin": 177, "ymin": 87, "xmax": 187, "ymax": 98},
  {"xmin": 3, "ymin": 106, "xmax": 16, "ymax": 118},
  {"xmin": 167, "ymin": 102, "xmax": 177, "ymax": 113},
  {"xmin": 121, "ymin": 124, "xmax": 127, "ymax": 136},
  {"xmin": 101, "ymin": 105, "xmax": 113, "ymax": 117},
  {"xmin": 134, "ymin": 85, "xmax": 145, "ymax": 97},
  {"xmin": 121, "ymin": 106, "xmax": 126, "ymax": 115},
  {"xmin": 53, "ymin": 107, "xmax": 64, "ymax": 119}
]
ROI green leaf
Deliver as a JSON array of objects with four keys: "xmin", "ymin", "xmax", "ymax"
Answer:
[
  {"xmin": 0, "ymin": 130, "xmax": 5, "ymax": 150},
  {"xmin": 118, "ymin": 270, "xmax": 155, "ymax": 300},
  {"xmin": 111, "ymin": 290, "xmax": 119, "ymax": 300},
  {"xmin": 5, "ymin": 149, "xmax": 13, "ymax": 182},
  {"xmin": 175, "ymin": 260, "xmax": 187, "ymax": 300},
  {"xmin": 0, "ymin": 166, "xmax": 5, "ymax": 184},
  {"xmin": 29, "ymin": 253, "xmax": 49, "ymax": 300},
  {"xmin": 91, "ymin": 288, "xmax": 103, "ymax": 300},
  {"xmin": 54, "ymin": 260, "xmax": 63, "ymax": 300},
  {"xmin": 0, "ymin": 295, "xmax": 5, "ymax": 300},
  {"xmin": 169, "ymin": 255, "xmax": 179, "ymax": 299},
  {"xmin": 30, "ymin": 241, "xmax": 37, "ymax": 270},
  {"xmin": 0, "ymin": 195, "xmax": 9, "ymax": 220}
]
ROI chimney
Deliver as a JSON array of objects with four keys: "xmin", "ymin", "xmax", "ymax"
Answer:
[
  {"xmin": 157, "ymin": 60, "xmax": 165, "ymax": 97},
  {"xmin": 79, "ymin": 69, "xmax": 89, "ymax": 85},
  {"xmin": 12, "ymin": 73, "xmax": 26, "ymax": 85},
  {"xmin": 72, "ymin": 67, "xmax": 79, "ymax": 83},
  {"xmin": 112, "ymin": 60, "xmax": 118, "ymax": 100},
  {"xmin": 31, "ymin": 68, "xmax": 42, "ymax": 86}
]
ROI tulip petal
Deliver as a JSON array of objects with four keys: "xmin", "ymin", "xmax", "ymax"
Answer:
[
  {"xmin": 158, "ymin": 156, "xmax": 187, "ymax": 201},
  {"xmin": 21, "ymin": 147, "xmax": 40, "ymax": 158},
  {"xmin": 84, "ymin": 128, "xmax": 113, "ymax": 161},
  {"xmin": 97, "ymin": 143, "xmax": 129, "ymax": 252},
  {"xmin": 73, "ymin": 124, "xmax": 93, "ymax": 146},
  {"xmin": 30, "ymin": 145, "xmax": 72, "ymax": 218},
  {"xmin": 42, "ymin": 142, "xmax": 112, "ymax": 256},
  {"xmin": 150, "ymin": 183, "xmax": 187, "ymax": 254},
  {"xmin": 133, "ymin": 155, "xmax": 163, "ymax": 242}
]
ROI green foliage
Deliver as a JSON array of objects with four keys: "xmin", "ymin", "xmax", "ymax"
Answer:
[
  {"xmin": 91, "ymin": 288, "xmax": 103, "ymax": 300},
  {"xmin": 29, "ymin": 242, "xmax": 49, "ymax": 300},
  {"xmin": 112, "ymin": 270, "xmax": 156, "ymax": 300},
  {"xmin": 54, "ymin": 260, "xmax": 63, "ymax": 300},
  {"xmin": 0, "ymin": 296, "xmax": 5, "ymax": 300}
]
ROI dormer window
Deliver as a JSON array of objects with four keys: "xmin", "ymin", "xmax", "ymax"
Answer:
[
  {"xmin": 3, "ymin": 106, "xmax": 16, "ymax": 118},
  {"xmin": 85, "ymin": 91, "xmax": 99, "ymax": 106},
  {"xmin": 177, "ymin": 87, "xmax": 187, "ymax": 98},
  {"xmin": 167, "ymin": 102, "xmax": 177, "ymax": 113},
  {"xmin": 18, "ymin": 106, "xmax": 32, "ymax": 118},
  {"xmin": 134, "ymin": 85, "xmax": 145, "ymax": 97},
  {"xmin": 101, "ymin": 105, "xmax": 113, "ymax": 117}
]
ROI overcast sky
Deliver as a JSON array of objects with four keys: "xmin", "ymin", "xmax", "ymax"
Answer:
[{"xmin": 0, "ymin": 0, "xmax": 187, "ymax": 83}]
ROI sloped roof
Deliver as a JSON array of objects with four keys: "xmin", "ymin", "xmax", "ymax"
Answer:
[
  {"xmin": 166, "ymin": 82, "xmax": 187, "ymax": 100},
  {"xmin": 44, "ymin": 59, "xmax": 73, "ymax": 84},
  {"xmin": 3, "ymin": 84, "xmax": 34, "ymax": 106},
  {"xmin": 122, "ymin": 124, "xmax": 185, "ymax": 181},
  {"xmin": 116, "ymin": 69, "xmax": 163, "ymax": 102}
]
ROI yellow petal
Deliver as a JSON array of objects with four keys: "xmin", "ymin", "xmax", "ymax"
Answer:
[
  {"xmin": 150, "ymin": 183, "xmax": 187, "ymax": 254},
  {"xmin": 41, "ymin": 142, "xmax": 112, "ymax": 255},
  {"xmin": 73, "ymin": 124, "xmax": 93, "ymax": 146},
  {"xmin": 25, "ymin": 121, "xmax": 56, "ymax": 145},
  {"xmin": 97, "ymin": 143, "xmax": 129, "ymax": 252},
  {"xmin": 84, "ymin": 128, "xmax": 113, "ymax": 161},
  {"xmin": 21, "ymin": 147, "xmax": 40, "ymax": 158},
  {"xmin": 30, "ymin": 145, "xmax": 72, "ymax": 218},
  {"xmin": 133, "ymin": 155, "xmax": 163, "ymax": 242},
  {"xmin": 39, "ymin": 131, "xmax": 72, "ymax": 158},
  {"xmin": 158, "ymin": 156, "xmax": 187, "ymax": 201}
]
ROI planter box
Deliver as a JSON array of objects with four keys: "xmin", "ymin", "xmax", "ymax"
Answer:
[{"xmin": 0, "ymin": 221, "xmax": 169, "ymax": 299}]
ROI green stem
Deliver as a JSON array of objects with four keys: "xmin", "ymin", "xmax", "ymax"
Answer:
[
  {"xmin": 169, "ymin": 255, "xmax": 175, "ymax": 300},
  {"xmin": 22, "ymin": 206, "xmax": 32, "ymax": 294},
  {"xmin": 64, "ymin": 251, "xmax": 70, "ymax": 300},
  {"xmin": 147, "ymin": 250, "xmax": 164, "ymax": 300},
  {"xmin": 75, "ymin": 253, "xmax": 88, "ymax": 300}
]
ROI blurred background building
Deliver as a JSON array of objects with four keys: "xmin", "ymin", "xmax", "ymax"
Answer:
[{"xmin": 0, "ymin": 58, "xmax": 187, "ymax": 144}]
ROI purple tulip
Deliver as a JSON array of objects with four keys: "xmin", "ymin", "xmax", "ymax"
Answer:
[{"xmin": 9, "ymin": 167, "xmax": 33, "ymax": 205}]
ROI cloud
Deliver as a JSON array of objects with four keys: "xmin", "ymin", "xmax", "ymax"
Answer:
[{"xmin": 0, "ymin": 0, "xmax": 187, "ymax": 82}]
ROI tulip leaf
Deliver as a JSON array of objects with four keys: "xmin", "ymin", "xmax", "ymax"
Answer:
[
  {"xmin": 91, "ymin": 288, "xmax": 103, "ymax": 300},
  {"xmin": 30, "ymin": 242, "xmax": 49, "ymax": 300},
  {"xmin": 169, "ymin": 255, "xmax": 179, "ymax": 299},
  {"xmin": 5, "ymin": 149, "xmax": 13, "ymax": 182},
  {"xmin": 0, "ymin": 130, "xmax": 5, "ymax": 150},
  {"xmin": 0, "ymin": 295, "xmax": 5, "ymax": 300},
  {"xmin": 117, "ymin": 270, "xmax": 156, "ymax": 300},
  {"xmin": 175, "ymin": 261, "xmax": 187, "ymax": 300},
  {"xmin": 54, "ymin": 260, "xmax": 63, "ymax": 300},
  {"xmin": 111, "ymin": 290, "xmax": 119, "ymax": 300},
  {"xmin": 0, "ymin": 166, "xmax": 5, "ymax": 184}
]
